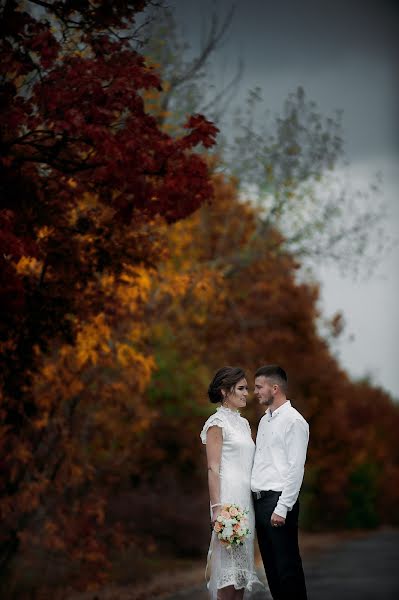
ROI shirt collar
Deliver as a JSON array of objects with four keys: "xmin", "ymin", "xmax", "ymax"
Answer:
[{"xmin": 265, "ymin": 399, "xmax": 291, "ymax": 419}]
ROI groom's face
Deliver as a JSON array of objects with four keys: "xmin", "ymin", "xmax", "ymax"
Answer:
[{"xmin": 254, "ymin": 376, "xmax": 276, "ymax": 407}]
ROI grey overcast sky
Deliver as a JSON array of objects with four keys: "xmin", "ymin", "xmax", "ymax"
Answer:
[{"xmin": 166, "ymin": 0, "xmax": 399, "ymax": 398}]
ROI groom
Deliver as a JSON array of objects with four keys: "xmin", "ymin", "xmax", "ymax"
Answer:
[{"xmin": 251, "ymin": 365, "xmax": 309, "ymax": 600}]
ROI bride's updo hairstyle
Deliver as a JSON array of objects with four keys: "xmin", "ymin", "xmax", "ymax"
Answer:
[{"xmin": 208, "ymin": 366, "xmax": 246, "ymax": 404}]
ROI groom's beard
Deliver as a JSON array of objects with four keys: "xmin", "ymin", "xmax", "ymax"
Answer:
[{"xmin": 263, "ymin": 392, "xmax": 274, "ymax": 406}]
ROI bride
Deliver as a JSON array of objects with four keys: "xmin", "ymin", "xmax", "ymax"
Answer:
[{"xmin": 200, "ymin": 366, "xmax": 264, "ymax": 599}]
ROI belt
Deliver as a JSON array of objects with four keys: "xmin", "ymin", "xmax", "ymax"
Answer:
[{"xmin": 252, "ymin": 490, "xmax": 282, "ymax": 501}]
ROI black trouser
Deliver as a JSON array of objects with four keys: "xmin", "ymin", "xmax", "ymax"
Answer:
[{"xmin": 253, "ymin": 491, "xmax": 307, "ymax": 600}]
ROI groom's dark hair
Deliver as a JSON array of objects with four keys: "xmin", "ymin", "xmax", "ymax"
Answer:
[{"xmin": 255, "ymin": 365, "xmax": 288, "ymax": 393}]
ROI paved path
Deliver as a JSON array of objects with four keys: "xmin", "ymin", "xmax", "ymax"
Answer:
[
  {"xmin": 162, "ymin": 529, "xmax": 399, "ymax": 600},
  {"xmin": 304, "ymin": 528, "xmax": 399, "ymax": 600}
]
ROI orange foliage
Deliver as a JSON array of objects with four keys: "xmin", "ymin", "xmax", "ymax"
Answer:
[
  {"xmin": 141, "ymin": 169, "xmax": 399, "ymax": 534},
  {"xmin": 2, "ymin": 161, "xmax": 398, "ymax": 595}
]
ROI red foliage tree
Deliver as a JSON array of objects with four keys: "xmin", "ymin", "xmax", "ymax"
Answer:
[{"xmin": 0, "ymin": 0, "xmax": 218, "ymax": 587}]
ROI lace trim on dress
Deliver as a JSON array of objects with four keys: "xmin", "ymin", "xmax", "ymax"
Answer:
[
  {"xmin": 217, "ymin": 568, "xmax": 261, "ymax": 591},
  {"xmin": 216, "ymin": 405, "xmax": 241, "ymax": 416}
]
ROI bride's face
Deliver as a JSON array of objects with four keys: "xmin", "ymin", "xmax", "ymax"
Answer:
[{"xmin": 224, "ymin": 377, "xmax": 248, "ymax": 410}]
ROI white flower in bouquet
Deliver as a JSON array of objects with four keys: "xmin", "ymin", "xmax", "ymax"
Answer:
[{"xmin": 212, "ymin": 503, "xmax": 250, "ymax": 550}]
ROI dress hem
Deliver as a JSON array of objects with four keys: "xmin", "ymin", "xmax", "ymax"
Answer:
[{"xmin": 214, "ymin": 572, "xmax": 264, "ymax": 592}]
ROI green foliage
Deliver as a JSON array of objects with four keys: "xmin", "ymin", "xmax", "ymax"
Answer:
[
  {"xmin": 147, "ymin": 326, "xmax": 210, "ymax": 417},
  {"xmin": 299, "ymin": 467, "xmax": 324, "ymax": 531},
  {"xmin": 346, "ymin": 462, "xmax": 380, "ymax": 529}
]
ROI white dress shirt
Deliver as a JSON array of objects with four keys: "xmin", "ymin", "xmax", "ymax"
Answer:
[{"xmin": 251, "ymin": 400, "xmax": 309, "ymax": 519}]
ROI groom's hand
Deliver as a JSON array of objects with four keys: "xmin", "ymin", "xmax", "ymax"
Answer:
[{"xmin": 270, "ymin": 512, "xmax": 286, "ymax": 527}]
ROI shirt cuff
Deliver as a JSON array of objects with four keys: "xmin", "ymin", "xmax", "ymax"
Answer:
[{"xmin": 274, "ymin": 502, "xmax": 288, "ymax": 519}]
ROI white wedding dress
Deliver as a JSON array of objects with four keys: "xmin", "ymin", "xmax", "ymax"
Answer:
[{"xmin": 200, "ymin": 405, "xmax": 264, "ymax": 598}]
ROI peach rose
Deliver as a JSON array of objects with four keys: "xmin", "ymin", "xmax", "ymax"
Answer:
[
  {"xmin": 233, "ymin": 523, "xmax": 241, "ymax": 532},
  {"xmin": 229, "ymin": 506, "xmax": 238, "ymax": 517},
  {"xmin": 221, "ymin": 510, "xmax": 231, "ymax": 519},
  {"xmin": 214, "ymin": 521, "xmax": 223, "ymax": 533}
]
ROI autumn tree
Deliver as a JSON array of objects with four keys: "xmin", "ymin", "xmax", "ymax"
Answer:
[
  {"xmin": 142, "ymin": 4, "xmax": 242, "ymax": 131},
  {"xmin": 1, "ymin": 3, "xmax": 398, "ymax": 596},
  {"xmin": 142, "ymin": 170, "xmax": 399, "ymax": 536},
  {"xmin": 0, "ymin": 0, "xmax": 218, "ymax": 591},
  {"xmin": 127, "ymin": 0, "xmax": 398, "ymax": 557},
  {"xmin": 133, "ymin": 9, "xmax": 398, "ymax": 538}
]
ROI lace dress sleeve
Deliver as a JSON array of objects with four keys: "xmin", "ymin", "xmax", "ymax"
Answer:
[{"xmin": 200, "ymin": 414, "xmax": 226, "ymax": 444}]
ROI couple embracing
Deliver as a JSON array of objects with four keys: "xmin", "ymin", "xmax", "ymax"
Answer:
[{"xmin": 200, "ymin": 365, "xmax": 309, "ymax": 600}]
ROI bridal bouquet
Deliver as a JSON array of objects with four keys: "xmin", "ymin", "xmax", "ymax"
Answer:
[{"xmin": 213, "ymin": 503, "xmax": 250, "ymax": 550}]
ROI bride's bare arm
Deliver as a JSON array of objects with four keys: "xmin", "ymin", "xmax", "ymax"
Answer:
[{"xmin": 205, "ymin": 425, "xmax": 223, "ymax": 521}]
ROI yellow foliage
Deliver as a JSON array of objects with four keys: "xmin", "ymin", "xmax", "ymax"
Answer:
[
  {"xmin": 67, "ymin": 178, "xmax": 77, "ymax": 189},
  {"xmin": 36, "ymin": 225, "xmax": 54, "ymax": 239},
  {"xmin": 120, "ymin": 265, "xmax": 152, "ymax": 296},
  {"xmin": 127, "ymin": 324, "xmax": 146, "ymax": 343},
  {"xmin": 75, "ymin": 313, "xmax": 112, "ymax": 368},
  {"xmin": 115, "ymin": 343, "xmax": 155, "ymax": 389},
  {"xmin": 14, "ymin": 255, "xmax": 43, "ymax": 278},
  {"xmin": 156, "ymin": 271, "xmax": 191, "ymax": 298}
]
